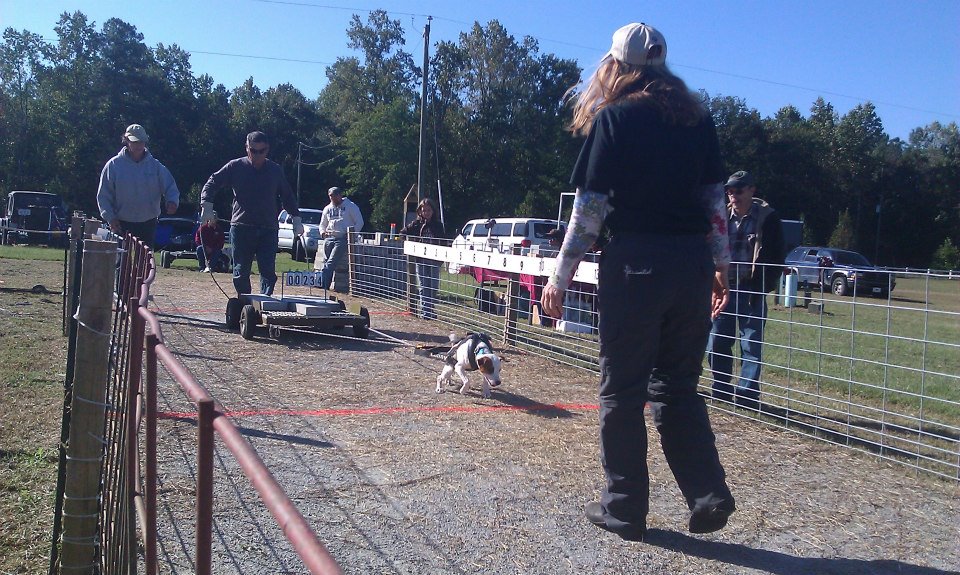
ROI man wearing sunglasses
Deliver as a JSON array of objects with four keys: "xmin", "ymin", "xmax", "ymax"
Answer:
[
  {"xmin": 200, "ymin": 131, "xmax": 302, "ymax": 296},
  {"xmin": 706, "ymin": 170, "xmax": 785, "ymax": 411}
]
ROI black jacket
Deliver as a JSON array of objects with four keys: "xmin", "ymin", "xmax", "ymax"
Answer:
[
  {"xmin": 735, "ymin": 198, "xmax": 785, "ymax": 293},
  {"xmin": 399, "ymin": 218, "xmax": 446, "ymax": 244}
]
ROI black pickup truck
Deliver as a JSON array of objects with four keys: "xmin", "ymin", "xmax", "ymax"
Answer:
[{"xmin": 0, "ymin": 191, "xmax": 69, "ymax": 247}]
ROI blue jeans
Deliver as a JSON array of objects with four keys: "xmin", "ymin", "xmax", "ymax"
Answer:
[
  {"xmin": 708, "ymin": 288, "xmax": 767, "ymax": 408},
  {"xmin": 416, "ymin": 260, "xmax": 440, "ymax": 319},
  {"xmin": 319, "ymin": 236, "xmax": 347, "ymax": 290},
  {"xmin": 230, "ymin": 224, "xmax": 278, "ymax": 295},
  {"xmin": 195, "ymin": 247, "xmax": 225, "ymax": 271}
]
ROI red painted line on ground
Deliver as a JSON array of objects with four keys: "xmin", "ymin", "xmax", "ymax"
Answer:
[{"xmin": 158, "ymin": 402, "xmax": 599, "ymax": 420}]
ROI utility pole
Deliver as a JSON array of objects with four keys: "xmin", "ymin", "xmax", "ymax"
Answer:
[
  {"xmin": 296, "ymin": 142, "xmax": 302, "ymax": 204},
  {"xmin": 417, "ymin": 16, "xmax": 432, "ymax": 203}
]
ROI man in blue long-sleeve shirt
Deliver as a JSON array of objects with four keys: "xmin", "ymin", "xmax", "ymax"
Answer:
[{"xmin": 200, "ymin": 131, "xmax": 301, "ymax": 296}]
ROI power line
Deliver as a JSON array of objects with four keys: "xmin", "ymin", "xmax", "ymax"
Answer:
[
  {"xmin": 671, "ymin": 63, "xmax": 960, "ymax": 119},
  {"xmin": 250, "ymin": 0, "xmax": 469, "ymax": 25},
  {"xmin": 188, "ymin": 49, "xmax": 332, "ymax": 66},
  {"xmin": 247, "ymin": 1, "xmax": 957, "ymax": 121}
]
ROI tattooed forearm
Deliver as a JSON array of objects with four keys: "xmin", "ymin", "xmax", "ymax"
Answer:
[
  {"xmin": 549, "ymin": 189, "xmax": 608, "ymax": 288},
  {"xmin": 700, "ymin": 182, "xmax": 731, "ymax": 266}
]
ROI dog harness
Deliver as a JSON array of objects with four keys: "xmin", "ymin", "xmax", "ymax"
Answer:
[{"xmin": 445, "ymin": 332, "xmax": 495, "ymax": 371}]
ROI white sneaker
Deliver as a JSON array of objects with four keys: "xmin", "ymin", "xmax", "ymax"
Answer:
[{"xmin": 202, "ymin": 267, "xmax": 211, "ymax": 273}]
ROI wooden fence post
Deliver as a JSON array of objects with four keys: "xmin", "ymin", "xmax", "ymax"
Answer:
[
  {"xmin": 406, "ymin": 256, "xmax": 418, "ymax": 316},
  {"xmin": 503, "ymin": 277, "xmax": 522, "ymax": 346},
  {"xmin": 60, "ymin": 239, "xmax": 115, "ymax": 574}
]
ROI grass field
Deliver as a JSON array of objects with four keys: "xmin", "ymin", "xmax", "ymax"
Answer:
[
  {"xmin": 0, "ymin": 247, "xmax": 66, "ymax": 573},
  {"xmin": 762, "ymin": 277, "xmax": 960, "ymax": 421},
  {"xmin": 0, "ymin": 244, "xmax": 314, "ymax": 571}
]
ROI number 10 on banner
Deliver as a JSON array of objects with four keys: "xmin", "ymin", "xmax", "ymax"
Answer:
[{"xmin": 285, "ymin": 271, "xmax": 323, "ymax": 287}]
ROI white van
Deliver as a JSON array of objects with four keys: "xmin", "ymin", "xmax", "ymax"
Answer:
[{"xmin": 452, "ymin": 217, "xmax": 566, "ymax": 256}]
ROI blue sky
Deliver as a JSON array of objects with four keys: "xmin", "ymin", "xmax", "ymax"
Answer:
[{"xmin": 2, "ymin": 0, "xmax": 958, "ymax": 140}]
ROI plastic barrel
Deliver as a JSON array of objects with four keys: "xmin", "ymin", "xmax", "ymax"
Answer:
[{"xmin": 783, "ymin": 271, "xmax": 798, "ymax": 307}]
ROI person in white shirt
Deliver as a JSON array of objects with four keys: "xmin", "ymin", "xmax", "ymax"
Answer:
[{"xmin": 316, "ymin": 186, "xmax": 364, "ymax": 290}]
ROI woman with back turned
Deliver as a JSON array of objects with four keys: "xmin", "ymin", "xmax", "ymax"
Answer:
[{"xmin": 540, "ymin": 22, "xmax": 735, "ymax": 541}]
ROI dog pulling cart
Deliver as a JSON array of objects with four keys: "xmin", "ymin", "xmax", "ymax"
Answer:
[{"xmin": 224, "ymin": 271, "xmax": 370, "ymax": 340}]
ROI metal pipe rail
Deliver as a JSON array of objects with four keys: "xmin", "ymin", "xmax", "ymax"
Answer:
[{"xmin": 131, "ymin": 254, "xmax": 343, "ymax": 575}]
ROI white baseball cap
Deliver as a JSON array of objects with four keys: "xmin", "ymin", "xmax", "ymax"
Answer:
[{"xmin": 608, "ymin": 23, "xmax": 667, "ymax": 66}]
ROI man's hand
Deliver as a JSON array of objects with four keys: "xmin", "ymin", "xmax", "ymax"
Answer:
[
  {"xmin": 200, "ymin": 202, "xmax": 216, "ymax": 224},
  {"xmin": 109, "ymin": 219, "xmax": 122, "ymax": 234},
  {"xmin": 711, "ymin": 264, "xmax": 730, "ymax": 320},
  {"xmin": 292, "ymin": 216, "xmax": 304, "ymax": 237},
  {"xmin": 165, "ymin": 201, "xmax": 177, "ymax": 215},
  {"xmin": 540, "ymin": 283, "xmax": 565, "ymax": 319}
]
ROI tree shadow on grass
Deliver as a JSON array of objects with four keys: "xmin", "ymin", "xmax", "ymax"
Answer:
[{"xmin": 644, "ymin": 529, "xmax": 959, "ymax": 575}]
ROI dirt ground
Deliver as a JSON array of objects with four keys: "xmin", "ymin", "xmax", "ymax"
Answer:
[{"xmin": 140, "ymin": 267, "xmax": 960, "ymax": 574}]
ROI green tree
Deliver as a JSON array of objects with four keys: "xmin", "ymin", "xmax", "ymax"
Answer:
[
  {"xmin": 828, "ymin": 209, "xmax": 854, "ymax": 249},
  {"xmin": 341, "ymin": 99, "xmax": 418, "ymax": 229},
  {"xmin": 39, "ymin": 11, "xmax": 106, "ymax": 214},
  {"xmin": 318, "ymin": 10, "xmax": 417, "ymax": 129},
  {"xmin": 930, "ymin": 238, "xmax": 960, "ymax": 271},
  {"xmin": 833, "ymin": 102, "xmax": 888, "ymax": 251},
  {"xmin": 705, "ymin": 93, "xmax": 766, "ymax": 174},
  {"xmin": 431, "ymin": 21, "xmax": 580, "ymax": 227},
  {"xmin": 0, "ymin": 28, "xmax": 48, "ymax": 191}
]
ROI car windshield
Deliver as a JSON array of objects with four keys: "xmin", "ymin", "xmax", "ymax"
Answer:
[
  {"xmin": 832, "ymin": 251, "xmax": 871, "ymax": 266},
  {"xmin": 13, "ymin": 193, "xmax": 61, "ymax": 208},
  {"xmin": 300, "ymin": 211, "xmax": 322, "ymax": 225}
]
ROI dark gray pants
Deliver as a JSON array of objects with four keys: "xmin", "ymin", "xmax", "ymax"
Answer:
[
  {"xmin": 596, "ymin": 234, "xmax": 732, "ymax": 532},
  {"xmin": 119, "ymin": 218, "xmax": 157, "ymax": 249}
]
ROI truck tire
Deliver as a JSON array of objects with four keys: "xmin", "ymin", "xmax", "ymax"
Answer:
[{"xmin": 831, "ymin": 275, "xmax": 849, "ymax": 297}]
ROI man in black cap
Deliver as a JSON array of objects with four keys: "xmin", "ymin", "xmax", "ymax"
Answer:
[{"xmin": 707, "ymin": 170, "xmax": 785, "ymax": 410}]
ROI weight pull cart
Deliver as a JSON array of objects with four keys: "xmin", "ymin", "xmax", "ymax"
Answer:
[{"xmin": 224, "ymin": 271, "xmax": 370, "ymax": 340}]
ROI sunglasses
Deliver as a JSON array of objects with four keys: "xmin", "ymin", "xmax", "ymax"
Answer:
[
  {"xmin": 726, "ymin": 187, "xmax": 747, "ymax": 196},
  {"xmin": 248, "ymin": 147, "xmax": 268, "ymax": 155}
]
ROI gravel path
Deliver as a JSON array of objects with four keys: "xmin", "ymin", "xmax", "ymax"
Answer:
[{"xmin": 147, "ymin": 268, "xmax": 960, "ymax": 574}]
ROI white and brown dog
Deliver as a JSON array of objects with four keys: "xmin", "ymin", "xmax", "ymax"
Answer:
[{"xmin": 436, "ymin": 333, "xmax": 503, "ymax": 398}]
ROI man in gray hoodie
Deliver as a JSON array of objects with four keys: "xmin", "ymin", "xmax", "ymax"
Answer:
[{"xmin": 97, "ymin": 124, "xmax": 180, "ymax": 247}]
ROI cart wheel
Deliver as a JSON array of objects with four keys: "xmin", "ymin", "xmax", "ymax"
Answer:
[
  {"xmin": 225, "ymin": 297, "xmax": 243, "ymax": 330},
  {"xmin": 240, "ymin": 304, "xmax": 260, "ymax": 340},
  {"xmin": 353, "ymin": 306, "xmax": 370, "ymax": 338},
  {"xmin": 160, "ymin": 250, "xmax": 171, "ymax": 268}
]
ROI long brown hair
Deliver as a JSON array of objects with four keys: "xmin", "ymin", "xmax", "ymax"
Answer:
[
  {"xmin": 416, "ymin": 197, "xmax": 438, "ymax": 222},
  {"xmin": 568, "ymin": 58, "xmax": 705, "ymax": 136}
]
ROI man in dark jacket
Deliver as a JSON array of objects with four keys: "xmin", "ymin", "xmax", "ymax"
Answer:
[
  {"xmin": 707, "ymin": 171, "xmax": 785, "ymax": 410},
  {"xmin": 200, "ymin": 131, "xmax": 301, "ymax": 295}
]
